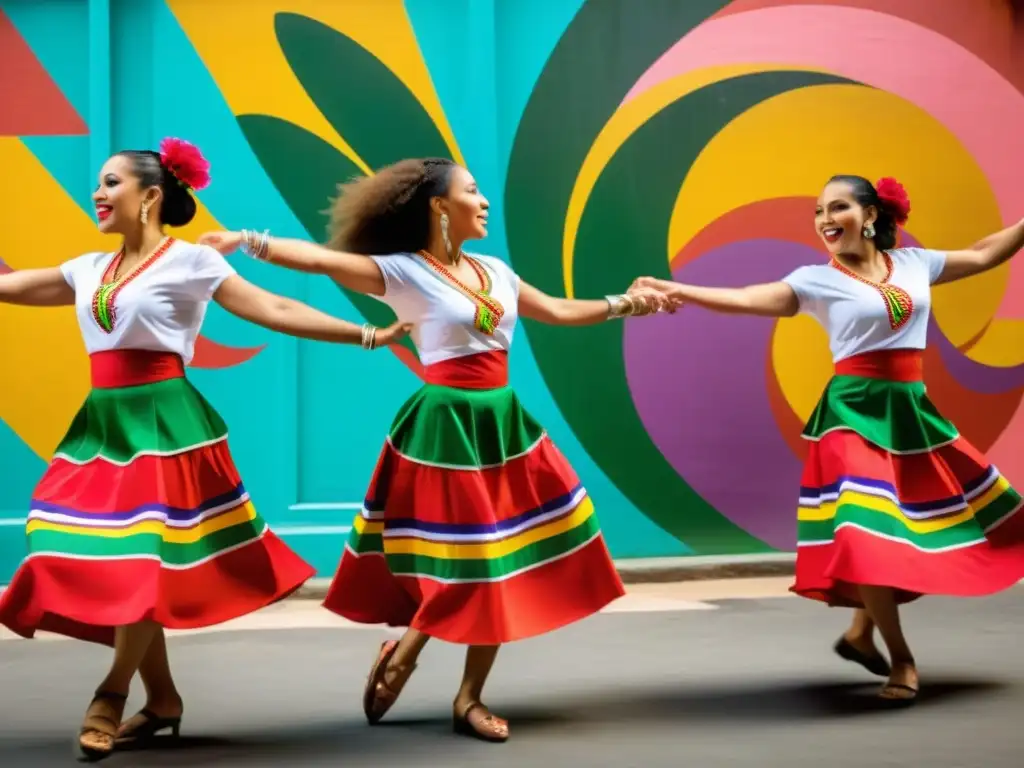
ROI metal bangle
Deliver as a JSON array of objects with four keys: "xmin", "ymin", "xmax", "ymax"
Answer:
[
  {"xmin": 604, "ymin": 294, "xmax": 631, "ymax": 319},
  {"xmin": 240, "ymin": 229, "xmax": 271, "ymax": 261},
  {"xmin": 361, "ymin": 323, "xmax": 377, "ymax": 350}
]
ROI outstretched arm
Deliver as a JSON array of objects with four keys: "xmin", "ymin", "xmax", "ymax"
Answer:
[
  {"xmin": 518, "ymin": 280, "xmax": 672, "ymax": 326},
  {"xmin": 632, "ymin": 277, "xmax": 799, "ymax": 318},
  {"xmin": 213, "ymin": 275, "xmax": 410, "ymax": 347},
  {"xmin": 0, "ymin": 268, "xmax": 75, "ymax": 307},
  {"xmin": 936, "ymin": 218, "xmax": 1024, "ymax": 284},
  {"xmin": 199, "ymin": 231, "xmax": 386, "ymax": 296}
]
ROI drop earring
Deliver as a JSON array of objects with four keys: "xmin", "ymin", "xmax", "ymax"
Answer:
[
  {"xmin": 441, "ymin": 213, "xmax": 456, "ymax": 262},
  {"xmin": 863, "ymin": 223, "xmax": 876, "ymax": 239},
  {"xmin": 140, "ymin": 203, "xmax": 150, "ymax": 225}
]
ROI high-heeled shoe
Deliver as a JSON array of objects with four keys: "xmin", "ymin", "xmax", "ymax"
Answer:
[
  {"xmin": 115, "ymin": 707, "xmax": 183, "ymax": 747},
  {"xmin": 75, "ymin": 690, "xmax": 126, "ymax": 762}
]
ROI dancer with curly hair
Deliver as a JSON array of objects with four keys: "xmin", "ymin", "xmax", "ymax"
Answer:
[
  {"xmin": 0, "ymin": 139, "xmax": 410, "ymax": 761},
  {"xmin": 200, "ymin": 156, "xmax": 674, "ymax": 742},
  {"xmin": 632, "ymin": 174, "xmax": 1024, "ymax": 705}
]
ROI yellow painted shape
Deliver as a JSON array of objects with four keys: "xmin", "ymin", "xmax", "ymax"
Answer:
[
  {"xmin": 669, "ymin": 84, "xmax": 1006, "ymax": 351},
  {"xmin": 0, "ymin": 139, "xmax": 104, "ymax": 459},
  {"xmin": 168, "ymin": 0, "xmax": 463, "ymax": 173},
  {"xmin": 770, "ymin": 314, "xmax": 832, "ymax": 422},
  {"xmin": 563, "ymin": 63, "xmax": 832, "ymax": 296},
  {"xmin": 959, "ymin": 319, "xmax": 1024, "ymax": 368}
]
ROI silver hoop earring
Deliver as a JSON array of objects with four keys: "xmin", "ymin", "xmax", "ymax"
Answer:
[
  {"xmin": 863, "ymin": 223, "xmax": 876, "ymax": 239},
  {"xmin": 440, "ymin": 213, "xmax": 452, "ymax": 257}
]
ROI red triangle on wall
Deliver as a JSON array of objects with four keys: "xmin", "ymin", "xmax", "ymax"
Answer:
[{"xmin": 0, "ymin": 10, "xmax": 87, "ymax": 136}]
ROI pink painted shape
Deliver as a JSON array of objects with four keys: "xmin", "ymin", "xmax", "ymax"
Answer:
[{"xmin": 621, "ymin": 6, "xmax": 1024, "ymax": 318}]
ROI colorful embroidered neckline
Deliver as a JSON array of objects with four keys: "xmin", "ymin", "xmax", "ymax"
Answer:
[
  {"xmin": 91, "ymin": 237, "xmax": 175, "ymax": 333},
  {"xmin": 829, "ymin": 251, "xmax": 914, "ymax": 331},
  {"xmin": 417, "ymin": 250, "xmax": 505, "ymax": 335}
]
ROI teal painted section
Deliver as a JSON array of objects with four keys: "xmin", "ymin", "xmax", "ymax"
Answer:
[{"xmin": 0, "ymin": 419, "xmax": 44, "ymax": 584}]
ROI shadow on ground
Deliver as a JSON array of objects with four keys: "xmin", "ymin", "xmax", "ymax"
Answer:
[{"xmin": 4, "ymin": 675, "xmax": 1005, "ymax": 765}]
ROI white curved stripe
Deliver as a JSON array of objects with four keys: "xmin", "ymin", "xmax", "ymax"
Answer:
[
  {"xmin": 384, "ymin": 433, "xmax": 547, "ymax": 471},
  {"xmin": 379, "ymin": 486, "xmax": 589, "ymax": 543},
  {"xmin": 53, "ymin": 435, "xmax": 229, "ymax": 467},
  {"xmin": 343, "ymin": 528, "xmax": 602, "ymax": 584},
  {"xmin": 798, "ymin": 469, "xmax": 999, "ymax": 520},
  {"xmin": 803, "ymin": 427, "xmax": 960, "ymax": 455},
  {"xmin": 19, "ymin": 523, "xmax": 269, "ymax": 569},
  {"xmin": 28, "ymin": 493, "xmax": 250, "ymax": 529}
]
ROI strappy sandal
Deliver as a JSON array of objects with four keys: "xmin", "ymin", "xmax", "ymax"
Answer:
[
  {"xmin": 75, "ymin": 690, "xmax": 126, "ymax": 762},
  {"xmin": 362, "ymin": 640, "xmax": 417, "ymax": 725},
  {"xmin": 834, "ymin": 636, "xmax": 891, "ymax": 677},
  {"xmin": 115, "ymin": 706, "xmax": 183, "ymax": 747},
  {"xmin": 453, "ymin": 702, "xmax": 509, "ymax": 743}
]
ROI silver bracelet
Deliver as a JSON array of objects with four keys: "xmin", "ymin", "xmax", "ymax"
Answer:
[
  {"xmin": 240, "ymin": 229, "xmax": 271, "ymax": 261},
  {"xmin": 605, "ymin": 294, "xmax": 635, "ymax": 319},
  {"xmin": 361, "ymin": 323, "xmax": 378, "ymax": 351}
]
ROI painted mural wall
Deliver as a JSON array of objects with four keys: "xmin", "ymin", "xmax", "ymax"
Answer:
[{"xmin": 2, "ymin": 0, "xmax": 1023, "ymax": 582}]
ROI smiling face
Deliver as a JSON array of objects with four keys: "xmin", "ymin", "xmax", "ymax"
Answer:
[
  {"xmin": 91, "ymin": 154, "xmax": 160, "ymax": 235},
  {"xmin": 438, "ymin": 166, "xmax": 489, "ymax": 242},
  {"xmin": 815, "ymin": 181, "xmax": 877, "ymax": 255}
]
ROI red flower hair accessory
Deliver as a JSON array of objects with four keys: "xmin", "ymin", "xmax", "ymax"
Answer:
[
  {"xmin": 159, "ymin": 137, "xmax": 211, "ymax": 191},
  {"xmin": 875, "ymin": 177, "xmax": 910, "ymax": 225}
]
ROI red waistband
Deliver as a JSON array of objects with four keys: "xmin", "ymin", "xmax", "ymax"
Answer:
[
  {"xmin": 834, "ymin": 349, "xmax": 923, "ymax": 382},
  {"xmin": 424, "ymin": 351, "xmax": 509, "ymax": 389},
  {"xmin": 90, "ymin": 350, "xmax": 185, "ymax": 389}
]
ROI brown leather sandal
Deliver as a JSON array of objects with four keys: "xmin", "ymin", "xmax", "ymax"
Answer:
[
  {"xmin": 878, "ymin": 682, "xmax": 918, "ymax": 707},
  {"xmin": 75, "ymin": 690, "xmax": 126, "ymax": 762},
  {"xmin": 362, "ymin": 640, "xmax": 417, "ymax": 725},
  {"xmin": 453, "ymin": 702, "xmax": 509, "ymax": 743}
]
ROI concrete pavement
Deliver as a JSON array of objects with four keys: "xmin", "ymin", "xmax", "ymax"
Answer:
[{"xmin": 1, "ymin": 578, "xmax": 1021, "ymax": 766}]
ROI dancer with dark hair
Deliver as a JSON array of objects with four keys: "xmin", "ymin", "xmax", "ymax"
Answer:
[
  {"xmin": 200, "ymin": 156, "xmax": 673, "ymax": 742},
  {"xmin": 632, "ymin": 174, "xmax": 1024, "ymax": 705},
  {"xmin": 0, "ymin": 138, "xmax": 410, "ymax": 761}
]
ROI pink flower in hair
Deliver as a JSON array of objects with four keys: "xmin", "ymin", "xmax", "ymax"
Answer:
[
  {"xmin": 875, "ymin": 177, "xmax": 911, "ymax": 225},
  {"xmin": 159, "ymin": 137, "xmax": 211, "ymax": 191}
]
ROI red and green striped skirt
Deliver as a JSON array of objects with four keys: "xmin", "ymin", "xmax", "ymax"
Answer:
[
  {"xmin": 0, "ymin": 350, "xmax": 315, "ymax": 644},
  {"xmin": 323, "ymin": 350, "xmax": 625, "ymax": 644},
  {"xmin": 792, "ymin": 349, "xmax": 1024, "ymax": 606}
]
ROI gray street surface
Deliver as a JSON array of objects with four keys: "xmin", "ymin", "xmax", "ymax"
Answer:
[{"xmin": 1, "ymin": 580, "xmax": 1021, "ymax": 766}]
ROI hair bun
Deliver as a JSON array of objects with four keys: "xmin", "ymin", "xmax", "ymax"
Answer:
[
  {"xmin": 875, "ymin": 177, "xmax": 911, "ymax": 226},
  {"xmin": 159, "ymin": 137, "xmax": 211, "ymax": 191}
]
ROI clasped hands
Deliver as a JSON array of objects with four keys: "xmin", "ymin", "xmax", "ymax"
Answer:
[{"xmin": 623, "ymin": 276, "xmax": 684, "ymax": 316}]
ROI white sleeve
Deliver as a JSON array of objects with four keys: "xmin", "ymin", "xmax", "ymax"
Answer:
[
  {"xmin": 191, "ymin": 245, "xmax": 238, "ymax": 300},
  {"xmin": 368, "ymin": 254, "xmax": 412, "ymax": 302},
  {"xmin": 780, "ymin": 265, "xmax": 824, "ymax": 318},
  {"xmin": 59, "ymin": 252, "xmax": 100, "ymax": 290},
  {"xmin": 907, "ymin": 247, "xmax": 947, "ymax": 284}
]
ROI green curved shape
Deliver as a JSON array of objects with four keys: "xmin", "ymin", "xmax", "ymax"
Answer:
[
  {"xmin": 506, "ymin": 0, "xmax": 732, "ymax": 298},
  {"xmin": 275, "ymin": 12, "xmax": 451, "ymax": 169},
  {"xmin": 569, "ymin": 73, "xmax": 853, "ymax": 553},
  {"xmin": 236, "ymin": 113, "xmax": 417, "ymax": 360},
  {"xmin": 505, "ymin": 0, "xmax": 749, "ymax": 552}
]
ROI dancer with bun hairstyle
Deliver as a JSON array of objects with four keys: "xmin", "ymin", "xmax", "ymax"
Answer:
[
  {"xmin": 633, "ymin": 175, "xmax": 1024, "ymax": 704},
  {"xmin": 200, "ymin": 156, "xmax": 674, "ymax": 742},
  {"xmin": 0, "ymin": 138, "xmax": 411, "ymax": 761}
]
